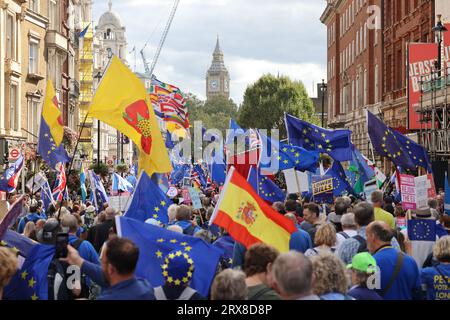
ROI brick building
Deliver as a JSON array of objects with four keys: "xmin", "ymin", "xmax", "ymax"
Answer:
[
  {"xmin": 321, "ymin": 0, "xmax": 383, "ymax": 156},
  {"xmin": 381, "ymin": 0, "xmax": 434, "ymax": 129}
]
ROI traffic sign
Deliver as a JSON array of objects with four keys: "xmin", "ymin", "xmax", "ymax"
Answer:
[{"xmin": 9, "ymin": 148, "xmax": 21, "ymax": 161}]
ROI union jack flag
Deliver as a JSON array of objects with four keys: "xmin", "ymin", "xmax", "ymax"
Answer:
[
  {"xmin": 248, "ymin": 129, "xmax": 261, "ymax": 149},
  {"xmin": 52, "ymin": 163, "xmax": 67, "ymax": 202}
]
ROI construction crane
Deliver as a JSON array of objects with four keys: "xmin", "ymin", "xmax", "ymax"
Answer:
[{"xmin": 141, "ymin": 0, "xmax": 180, "ymax": 78}]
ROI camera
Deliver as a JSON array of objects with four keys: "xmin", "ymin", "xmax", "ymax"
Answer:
[{"xmin": 55, "ymin": 233, "xmax": 69, "ymax": 259}]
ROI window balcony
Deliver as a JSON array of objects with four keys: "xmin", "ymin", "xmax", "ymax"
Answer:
[{"xmin": 45, "ymin": 30, "xmax": 68, "ymax": 52}]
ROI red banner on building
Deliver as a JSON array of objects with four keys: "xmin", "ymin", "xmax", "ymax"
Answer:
[{"xmin": 407, "ymin": 42, "xmax": 438, "ymax": 130}]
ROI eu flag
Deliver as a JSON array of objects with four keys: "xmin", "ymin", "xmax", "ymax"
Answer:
[
  {"xmin": 247, "ymin": 166, "xmax": 285, "ymax": 203},
  {"xmin": 3, "ymin": 244, "xmax": 55, "ymax": 300},
  {"xmin": 326, "ymin": 161, "xmax": 356, "ymax": 197},
  {"xmin": 125, "ymin": 171, "xmax": 171, "ymax": 224},
  {"xmin": 209, "ymin": 163, "xmax": 227, "ymax": 186},
  {"xmin": 170, "ymin": 164, "xmax": 191, "ymax": 185},
  {"xmin": 367, "ymin": 111, "xmax": 416, "ymax": 171},
  {"xmin": 1, "ymin": 230, "xmax": 36, "ymax": 260},
  {"xmin": 392, "ymin": 130, "xmax": 432, "ymax": 173},
  {"xmin": 285, "ymin": 113, "xmax": 352, "ymax": 161},
  {"xmin": 37, "ymin": 118, "xmax": 70, "ymax": 169},
  {"xmin": 445, "ymin": 173, "xmax": 450, "ymax": 216},
  {"xmin": 258, "ymin": 131, "xmax": 319, "ymax": 173},
  {"xmin": 116, "ymin": 216, "xmax": 223, "ymax": 297},
  {"xmin": 407, "ymin": 219, "xmax": 436, "ymax": 241}
]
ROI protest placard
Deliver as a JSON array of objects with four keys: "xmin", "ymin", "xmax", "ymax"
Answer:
[
  {"xmin": 311, "ymin": 175, "xmax": 333, "ymax": 204},
  {"xmin": 400, "ymin": 174, "xmax": 416, "ymax": 210},
  {"xmin": 189, "ymin": 187, "xmax": 202, "ymax": 210}
]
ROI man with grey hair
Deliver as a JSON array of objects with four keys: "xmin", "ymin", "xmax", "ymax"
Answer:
[
  {"xmin": 211, "ymin": 269, "xmax": 248, "ymax": 300},
  {"xmin": 338, "ymin": 202, "xmax": 401, "ymax": 265},
  {"xmin": 371, "ymin": 190, "xmax": 396, "ymax": 229},
  {"xmin": 336, "ymin": 212, "xmax": 358, "ymax": 250},
  {"xmin": 61, "ymin": 214, "xmax": 100, "ymax": 265},
  {"xmin": 270, "ymin": 251, "xmax": 319, "ymax": 300}
]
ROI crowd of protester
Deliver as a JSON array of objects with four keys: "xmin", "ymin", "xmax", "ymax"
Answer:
[{"xmin": 0, "ymin": 185, "xmax": 450, "ymax": 301}]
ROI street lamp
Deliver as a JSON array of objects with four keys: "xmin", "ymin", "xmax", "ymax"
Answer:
[
  {"xmin": 320, "ymin": 79, "xmax": 328, "ymax": 128},
  {"xmin": 432, "ymin": 14, "xmax": 448, "ymax": 77},
  {"xmin": 93, "ymin": 71, "xmax": 103, "ymax": 166}
]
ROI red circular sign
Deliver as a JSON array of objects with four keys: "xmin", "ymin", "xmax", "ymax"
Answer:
[{"xmin": 9, "ymin": 148, "xmax": 20, "ymax": 160}]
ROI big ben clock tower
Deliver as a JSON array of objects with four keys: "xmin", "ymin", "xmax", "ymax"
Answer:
[{"xmin": 206, "ymin": 36, "xmax": 230, "ymax": 100}]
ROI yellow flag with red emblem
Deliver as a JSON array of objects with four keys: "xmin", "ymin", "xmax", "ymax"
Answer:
[{"xmin": 89, "ymin": 56, "xmax": 172, "ymax": 176}]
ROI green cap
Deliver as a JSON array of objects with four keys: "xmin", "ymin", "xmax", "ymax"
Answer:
[{"xmin": 346, "ymin": 252, "xmax": 377, "ymax": 273}]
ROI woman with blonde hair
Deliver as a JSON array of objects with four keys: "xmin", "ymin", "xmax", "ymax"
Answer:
[
  {"xmin": 310, "ymin": 252, "xmax": 354, "ymax": 300},
  {"xmin": 304, "ymin": 223, "xmax": 337, "ymax": 257},
  {"xmin": 23, "ymin": 221, "xmax": 36, "ymax": 241},
  {"xmin": 0, "ymin": 247, "xmax": 18, "ymax": 300},
  {"xmin": 421, "ymin": 236, "xmax": 450, "ymax": 300}
]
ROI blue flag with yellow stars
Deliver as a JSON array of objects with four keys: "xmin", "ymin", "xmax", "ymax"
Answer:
[
  {"xmin": 326, "ymin": 161, "xmax": 356, "ymax": 197},
  {"xmin": 247, "ymin": 166, "xmax": 285, "ymax": 203},
  {"xmin": 192, "ymin": 164, "xmax": 208, "ymax": 188},
  {"xmin": 367, "ymin": 111, "xmax": 417, "ymax": 172},
  {"xmin": 285, "ymin": 113, "xmax": 352, "ymax": 162},
  {"xmin": 258, "ymin": 131, "xmax": 319, "ymax": 173},
  {"xmin": 37, "ymin": 117, "xmax": 70, "ymax": 169},
  {"xmin": 407, "ymin": 219, "xmax": 436, "ymax": 241},
  {"xmin": 3, "ymin": 244, "xmax": 55, "ymax": 300},
  {"xmin": 170, "ymin": 163, "xmax": 191, "ymax": 185},
  {"xmin": 116, "ymin": 216, "xmax": 224, "ymax": 298},
  {"xmin": 0, "ymin": 230, "xmax": 36, "ymax": 262},
  {"xmin": 391, "ymin": 130, "xmax": 432, "ymax": 173},
  {"xmin": 125, "ymin": 171, "xmax": 171, "ymax": 225},
  {"xmin": 209, "ymin": 163, "xmax": 227, "ymax": 186}
]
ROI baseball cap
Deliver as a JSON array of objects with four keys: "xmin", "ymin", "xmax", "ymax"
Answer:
[{"xmin": 346, "ymin": 252, "xmax": 377, "ymax": 273}]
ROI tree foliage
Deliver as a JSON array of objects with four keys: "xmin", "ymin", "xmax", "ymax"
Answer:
[
  {"xmin": 188, "ymin": 94, "xmax": 238, "ymax": 134},
  {"xmin": 238, "ymin": 74, "xmax": 319, "ymax": 137}
]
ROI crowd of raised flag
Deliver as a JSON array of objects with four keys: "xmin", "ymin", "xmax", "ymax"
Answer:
[{"xmin": 0, "ymin": 56, "xmax": 449, "ymax": 301}]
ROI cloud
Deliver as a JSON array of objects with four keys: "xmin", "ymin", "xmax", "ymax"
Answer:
[{"xmin": 94, "ymin": 0, "xmax": 327, "ymax": 103}]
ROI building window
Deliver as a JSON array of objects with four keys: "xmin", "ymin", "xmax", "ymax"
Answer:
[
  {"xmin": 28, "ymin": 99, "xmax": 40, "ymax": 142},
  {"xmin": 29, "ymin": 0, "xmax": 39, "ymax": 13},
  {"xmin": 49, "ymin": 0, "xmax": 59, "ymax": 31},
  {"xmin": 9, "ymin": 84, "xmax": 18, "ymax": 131},
  {"xmin": 405, "ymin": 0, "xmax": 410, "ymax": 15},
  {"xmin": 364, "ymin": 69, "xmax": 368, "ymax": 105},
  {"xmin": 396, "ymin": 49, "xmax": 403, "ymax": 89},
  {"xmin": 6, "ymin": 14, "xmax": 16, "ymax": 60},
  {"xmin": 396, "ymin": 0, "xmax": 402, "ymax": 22},
  {"xmin": 386, "ymin": 54, "xmax": 392, "ymax": 92},
  {"xmin": 29, "ymin": 40, "xmax": 39, "ymax": 74}
]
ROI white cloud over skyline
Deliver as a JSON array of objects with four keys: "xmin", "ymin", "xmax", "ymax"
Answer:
[{"xmin": 93, "ymin": 0, "xmax": 327, "ymax": 104}]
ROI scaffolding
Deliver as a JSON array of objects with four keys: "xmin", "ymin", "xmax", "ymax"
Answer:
[{"xmin": 418, "ymin": 67, "xmax": 450, "ymax": 161}]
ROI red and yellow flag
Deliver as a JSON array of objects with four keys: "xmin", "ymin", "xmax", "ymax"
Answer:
[
  {"xmin": 42, "ymin": 80, "xmax": 64, "ymax": 146},
  {"xmin": 89, "ymin": 56, "xmax": 172, "ymax": 176},
  {"xmin": 210, "ymin": 167, "xmax": 296, "ymax": 253}
]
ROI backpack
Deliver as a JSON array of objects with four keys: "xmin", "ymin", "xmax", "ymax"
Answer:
[
  {"xmin": 353, "ymin": 235, "xmax": 368, "ymax": 253},
  {"xmin": 47, "ymin": 239, "xmax": 89, "ymax": 300},
  {"xmin": 338, "ymin": 231, "xmax": 350, "ymax": 239}
]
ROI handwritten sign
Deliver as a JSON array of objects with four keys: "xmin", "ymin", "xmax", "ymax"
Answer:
[
  {"xmin": 312, "ymin": 175, "xmax": 333, "ymax": 204},
  {"xmin": 189, "ymin": 187, "xmax": 202, "ymax": 210},
  {"xmin": 414, "ymin": 175, "xmax": 429, "ymax": 209},
  {"xmin": 400, "ymin": 174, "xmax": 416, "ymax": 210}
]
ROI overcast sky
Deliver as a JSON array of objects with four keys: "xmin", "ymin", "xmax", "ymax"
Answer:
[{"xmin": 93, "ymin": 0, "xmax": 327, "ymax": 104}]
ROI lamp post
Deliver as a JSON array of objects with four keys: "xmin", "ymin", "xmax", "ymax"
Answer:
[
  {"xmin": 93, "ymin": 71, "xmax": 102, "ymax": 166},
  {"xmin": 320, "ymin": 79, "xmax": 328, "ymax": 128},
  {"xmin": 432, "ymin": 14, "xmax": 448, "ymax": 78}
]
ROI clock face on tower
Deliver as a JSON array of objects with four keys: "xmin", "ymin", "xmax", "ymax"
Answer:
[{"xmin": 210, "ymin": 79, "xmax": 218, "ymax": 90}]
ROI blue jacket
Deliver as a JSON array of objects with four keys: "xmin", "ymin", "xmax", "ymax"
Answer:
[
  {"xmin": 290, "ymin": 225, "xmax": 313, "ymax": 254},
  {"xmin": 421, "ymin": 263, "xmax": 450, "ymax": 300},
  {"xmin": 17, "ymin": 213, "xmax": 45, "ymax": 234},
  {"xmin": 373, "ymin": 246, "xmax": 421, "ymax": 300},
  {"xmin": 81, "ymin": 261, "xmax": 155, "ymax": 300},
  {"xmin": 68, "ymin": 235, "xmax": 100, "ymax": 265},
  {"xmin": 175, "ymin": 220, "xmax": 202, "ymax": 235}
]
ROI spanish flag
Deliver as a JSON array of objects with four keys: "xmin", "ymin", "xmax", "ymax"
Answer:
[
  {"xmin": 210, "ymin": 167, "xmax": 296, "ymax": 253},
  {"xmin": 89, "ymin": 56, "xmax": 172, "ymax": 176}
]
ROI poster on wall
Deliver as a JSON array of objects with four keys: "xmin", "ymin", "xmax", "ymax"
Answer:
[{"xmin": 407, "ymin": 42, "xmax": 438, "ymax": 130}]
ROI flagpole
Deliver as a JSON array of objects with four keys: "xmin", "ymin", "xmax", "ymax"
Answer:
[{"xmin": 56, "ymin": 112, "xmax": 90, "ymax": 221}]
